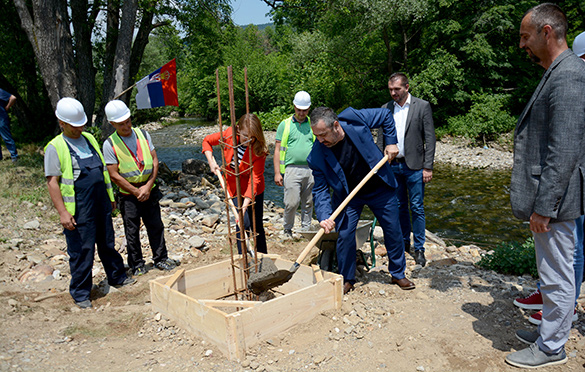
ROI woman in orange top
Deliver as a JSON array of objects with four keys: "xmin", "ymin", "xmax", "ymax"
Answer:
[{"xmin": 203, "ymin": 113, "xmax": 268, "ymax": 253}]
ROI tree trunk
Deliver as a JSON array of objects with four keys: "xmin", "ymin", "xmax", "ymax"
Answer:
[
  {"xmin": 71, "ymin": 0, "xmax": 99, "ymax": 127},
  {"xmin": 12, "ymin": 0, "xmax": 78, "ymax": 110},
  {"xmin": 99, "ymin": 0, "xmax": 138, "ymax": 138}
]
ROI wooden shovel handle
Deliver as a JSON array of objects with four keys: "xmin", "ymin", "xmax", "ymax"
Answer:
[
  {"xmin": 294, "ymin": 155, "xmax": 390, "ymax": 265},
  {"xmin": 215, "ymin": 170, "xmax": 239, "ymax": 217}
]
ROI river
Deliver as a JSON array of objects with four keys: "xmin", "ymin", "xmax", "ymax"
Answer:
[{"xmin": 150, "ymin": 120, "xmax": 530, "ymax": 249}]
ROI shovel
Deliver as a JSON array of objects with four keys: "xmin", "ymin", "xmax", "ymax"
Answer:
[
  {"xmin": 214, "ymin": 170, "xmax": 256, "ymax": 263},
  {"xmin": 248, "ymin": 154, "xmax": 390, "ymax": 294}
]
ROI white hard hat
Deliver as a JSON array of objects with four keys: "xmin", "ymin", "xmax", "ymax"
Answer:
[
  {"xmin": 573, "ymin": 31, "xmax": 585, "ymax": 58},
  {"xmin": 293, "ymin": 91, "xmax": 311, "ymax": 110},
  {"xmin": 55, "ymin": 97, "xmax": 87, "ymax": 127},
  {"xmin": 105, "ymin": 100, "xmax": 131, "ymax": 123}
]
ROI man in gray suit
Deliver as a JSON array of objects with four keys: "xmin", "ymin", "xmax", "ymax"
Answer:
[
  {"xmin": 377, "ymin": 73, "xmax": 436, "ymax": 266},
  {"xmin": 506, "ymin": 3, "xmax": 585, "ymax": 369}
]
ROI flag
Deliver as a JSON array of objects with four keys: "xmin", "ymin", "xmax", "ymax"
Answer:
[{"xmin": 136, "ymin": 59, "xmax": 178, "ymax": 109}]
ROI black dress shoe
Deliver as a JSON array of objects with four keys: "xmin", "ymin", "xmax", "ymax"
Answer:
[
  {"xmin": 343, "ymin": 282, "xmax": 354, "ymax": 294},
  {"xmin": 414, "ymin": 250, "xmax": 426, "ymax": 267}
]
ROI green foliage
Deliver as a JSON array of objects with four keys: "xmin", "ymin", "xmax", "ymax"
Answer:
[
  {"xmin": 446, "ymin": 93, "xmax": 516, "ymax": 145},
  {"xmin": 477, "ymin": 238, "xmax": 538, "ymax": 278},
  {"xmin": 255, "ymin": 106, "xmax": 291, "ymax": 131}
]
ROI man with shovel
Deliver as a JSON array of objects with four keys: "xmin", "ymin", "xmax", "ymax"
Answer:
[{"xmin": 307, "ymin": 106, "xmax": 415, "ymax": 294}]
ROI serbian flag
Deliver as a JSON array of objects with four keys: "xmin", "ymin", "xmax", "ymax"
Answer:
[{"xmin": 136, "ymin": 59, "xmax": 178, "ymax": 109}]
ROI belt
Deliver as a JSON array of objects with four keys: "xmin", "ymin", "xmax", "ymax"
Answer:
[
  {"xmin": 130, "ymin": 181, "xmax": 148, "ymax": 187},
  {"xmin": 391, "ymin": 157, "xmax": 406, "ymax": 164}
]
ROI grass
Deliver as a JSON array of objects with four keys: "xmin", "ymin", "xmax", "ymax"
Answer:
[{"xmin": 0, "ymin": 144, "xmax": 49, "ymax": 205}]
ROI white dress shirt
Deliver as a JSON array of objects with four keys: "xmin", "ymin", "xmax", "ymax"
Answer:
[{"xmin": 393, "ymin": 93, "xmax": 411, "ymax": 158}]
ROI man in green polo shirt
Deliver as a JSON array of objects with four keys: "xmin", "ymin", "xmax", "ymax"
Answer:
[{"xmin": 273, "ymin": 91, "xmax": 315, "ymax": 239}]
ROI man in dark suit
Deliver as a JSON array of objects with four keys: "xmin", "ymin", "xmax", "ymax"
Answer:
[
  {"xmin": 505, "ymin": 3, "xmax": 585, "ymax": 369},
  {"xmin": 377, "ymin": 73, "xmax": 436, "ymax": 266},
  {"xmin": 307, "ymin": 106, "xmax": 415, "ymax": 294}
]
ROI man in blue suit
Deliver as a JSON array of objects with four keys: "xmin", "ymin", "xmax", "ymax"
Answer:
[{"xmin": 307, "ymin": 106, "xmax": 415, "ymax": 294}]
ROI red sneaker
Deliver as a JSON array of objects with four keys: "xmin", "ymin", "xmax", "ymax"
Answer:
[
  {"xmin": 528, "ymin": 309, "xmax": 578, "ymax": 325},
  {"xmin": 513, "ymin": 290, "xmax": 543, "ymax": 310}
]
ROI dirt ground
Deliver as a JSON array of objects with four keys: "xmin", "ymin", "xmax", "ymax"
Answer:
[{"xmin": 0, "ymin": 150, "xmax": 584, "ymax": 372}]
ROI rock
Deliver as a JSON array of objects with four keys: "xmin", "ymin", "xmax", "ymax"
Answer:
[
  {"xmin": 201, "ymin": 214, "xmax": 219, "ymax": 227},
  {"xmin": 374, "ymin": 245, "xmax": 387, "ymax": 256},
  {"xmin": 8, "ymin": 299, "xmax": 18, "ymax": 307},
  {"xmin": 187, "ymin": 236, "xmax": 206, "ymax": 249},
  {"xmin": 182, "ymin": 158, "xmax": 208, "ymax": 175},
  {"xmin": 23, "ymin": 220, "xmax": 40, "ymax": 230},
  {"xmin": 19, "ymin": 264, "xmax": 54, "ymax": 283},
  {"xmin": 373, "ymin": 226, "xmax": 384, "ymax": 242}
]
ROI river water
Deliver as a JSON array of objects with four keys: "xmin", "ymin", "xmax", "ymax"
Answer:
[{"xmin": 151, "ymin": 120, "xmax": 530, "ymax": 249}]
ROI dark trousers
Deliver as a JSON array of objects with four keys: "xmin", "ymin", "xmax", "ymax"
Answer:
[
  {"xmin": 64, "ymin": 212, "xmax": 127, "ymax": 302},
  {"xmin": 119, "ymin": 191, "xmax": 168, "ymax": 270},
  {"xmin": 65, "ymin": 146, "xmax": 126, "ymax": 302},
  {"xmin": 234, "ymin": 192, "xmax": 267, "ymax": 254},
  {"xmin": 336, "ymin": 188, "xmax": 405, "ymax": 283}
]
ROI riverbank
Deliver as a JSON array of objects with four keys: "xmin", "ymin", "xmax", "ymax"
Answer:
[
  {"xmin": 0, "ymin": 132, "xmax": 582, "ymax": 371},
  {"xmin": 179, "ymin": 125, "xmax": 514, "ymax": 170}
]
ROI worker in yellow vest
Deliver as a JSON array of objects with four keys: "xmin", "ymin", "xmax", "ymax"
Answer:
[
  {"xmin": 103, "ymin": 100, "xmax": 177, "ymax": 276},
  {"xmin": 44, "ymin": 97, "xmax": 134, "ymax": 309},
  {"xmin": 273, "ymin": 91, "xmax": 315, "ymax": 239}
]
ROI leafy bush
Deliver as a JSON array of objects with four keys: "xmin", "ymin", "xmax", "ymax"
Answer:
[
  {"xmin": 477, "ymin": 237, "xmax": 538, "ymax": 278},
  {"xmin": 446, "ymin": 93, "xmax": 516, "ymax": 145},
  {"xmin": 255, "ymin": 105, "xmax": 291, "ymax": 131}
]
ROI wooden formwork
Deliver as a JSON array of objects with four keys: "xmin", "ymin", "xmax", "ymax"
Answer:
[{"xmin": 149, "ymin": 255, "xmax": 343, "ymax": 361}]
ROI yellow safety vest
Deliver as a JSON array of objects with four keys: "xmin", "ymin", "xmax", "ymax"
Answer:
[
  {"xmin": 44, "ymin": 132, "xmax": 114, "ymax": 216},
  {"xmin": 279, "ymin": 115, "xmax": 314, "ymax": 174},
  {"xmin": 108, "ymin": 128, "xmax": 154, "ymax": 194}
]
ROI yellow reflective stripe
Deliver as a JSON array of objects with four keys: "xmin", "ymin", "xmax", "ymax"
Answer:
[{"xmin": 109, "ymin": 128, "xmax": 153, "ymax": 184}]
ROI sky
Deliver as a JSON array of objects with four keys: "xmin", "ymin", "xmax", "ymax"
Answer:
[{"xmin": 231, "ymin": 0, "xmax": 272, "ymax": 25}]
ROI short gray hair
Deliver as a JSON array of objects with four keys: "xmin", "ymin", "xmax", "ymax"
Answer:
[
  {"xmin": 310, "ymin": 106, "xmax": 338, "ymax": 128},
  {"xmin": 524, "ymin": 3, "xmax": 567, "ymax": 40}
]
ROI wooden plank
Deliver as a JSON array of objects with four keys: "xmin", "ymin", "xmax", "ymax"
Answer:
[
  {"xmin": 165, "ymin": 269, "xmax": 185, "ymax": 288},
  {"xmin": 149, "ymin": 257, "xmax": 343, "ymax": 361},
  {"xmin": 236, "ymin": 277, "xmax": 342, "ymax": 349},
  {"xmin": 150, "ymin": 281, "xmax": 231, "ymax": 355},
  {"xmin": 311, "ymin": 265, "xmax": 324, "ymax": 282},
  {"xmin": 226, "ymin": 313, "xmax": 247, "ymax": 361},
  {"xmin": 199, "ymin": 300, "xmax": 262, "ymax": 308},
  {"xmin": 151, "ymin": 259, "xmax": 246, "ymax": 299}
]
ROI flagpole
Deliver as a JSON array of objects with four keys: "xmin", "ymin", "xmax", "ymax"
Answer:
[{"xmin": 113, "ymin": 83, "xmax": 137, "ymax": 100}]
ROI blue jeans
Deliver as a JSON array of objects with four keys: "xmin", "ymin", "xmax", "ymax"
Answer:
[
  {"xmin": 391, "ymin": 162, "xmax": 425, "ymax": 251},
  {"xmin": 0, "ymin": 117, "xmax": 17, "ymax": 160}
]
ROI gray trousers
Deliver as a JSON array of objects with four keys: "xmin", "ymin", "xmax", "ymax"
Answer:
[
  {"xmin": 533, "ymin": 220, "xmax": 576, "ymax": 354},
  {"xmin": 283, "ymin": 165, "xmax": 314, "ymax": 230}
]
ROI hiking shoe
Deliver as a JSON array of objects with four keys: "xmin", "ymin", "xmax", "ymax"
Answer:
[
  {"xmin": 133, "ymin": 266, "xmax": 147, "ymax": 276},
  {"xmin": 75, "ymin": 299, "xmax": 92, "ymax": 309},
  {"xmin": 505, "ymin": 342, "xmax": 567, "ymax": 368},
  {"xmin": 528, "ymin": 309, "xmax": 578, "ymax": 325},
  {"xmin": 154, "ymin": 259, "xmax": 176, "ymax": 271},
  {"xmin": 516, "ymin": 329, "xmax": 539, "ymax": 345},
  {"xmin": 113, "ymin": 277, "xmax": 136, "ymax": 288},
  {"xmin": 514, "ymin": 290, "xmax": 543, "ymax": 310}
]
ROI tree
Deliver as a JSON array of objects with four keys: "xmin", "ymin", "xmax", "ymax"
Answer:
[{"xmin": 11, "ymin": 0, "xmax": 230, "ymax": 136}]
